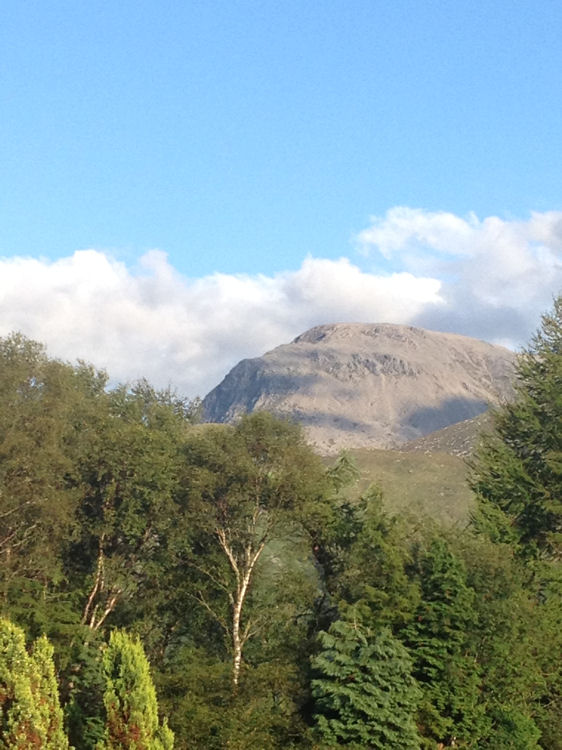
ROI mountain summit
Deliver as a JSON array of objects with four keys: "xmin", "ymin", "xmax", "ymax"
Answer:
[{"xmin": 202, "ymin": 323, "xmax": 515, "ymax": 453}]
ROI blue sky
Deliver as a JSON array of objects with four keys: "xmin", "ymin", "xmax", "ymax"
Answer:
[{"xmin": 1, "ymin": 1, "xmax": 562, "ymax": 395}]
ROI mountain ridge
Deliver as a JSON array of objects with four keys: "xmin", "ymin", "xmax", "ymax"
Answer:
[{"xmin": 203, "ymin": 323, "xmax": 515, "ymax": 454}]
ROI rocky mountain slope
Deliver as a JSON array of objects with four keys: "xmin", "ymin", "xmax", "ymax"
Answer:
[
  {"xmin": 202, "ymin": 323, "xmax": 515, "ymax": 454},
  {"xmin": 403, "ymin": 412, "xmax": 493, "ymax": 458}
]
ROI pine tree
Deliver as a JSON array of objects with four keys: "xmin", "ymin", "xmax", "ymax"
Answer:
[
  {"xmin": 457, "ymin": 535, "xmax": 543, "ymax": 749},
  {"xmin": 311, "ymin": 618, "xmax": 421, "ymax": 748},
  {"xmin": 98, "ymin": 629, "xmax": 173, "ymax": 750},
  {"xmin": 470, "ymin": 295, "xmax": 562, "ymax": 560}
]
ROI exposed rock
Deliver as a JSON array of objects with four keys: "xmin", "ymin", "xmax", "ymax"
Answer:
[
  {"xmin": 402, "ymin": 412, "xmax": 493, "ymax": 457},
  {"xmin": 202, "ymin": 323, "xmax": 515, "ymax": 454}
]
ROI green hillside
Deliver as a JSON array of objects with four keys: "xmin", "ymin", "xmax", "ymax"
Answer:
[
  {"xmin": 338, "ymin": 414, "xmax": 497, "ymax": 525},
  {"xmin": 347, "ymin": 447, "xmax": 474, "ymax": 525}
]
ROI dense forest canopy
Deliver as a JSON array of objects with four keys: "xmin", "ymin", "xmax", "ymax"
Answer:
[{"xmin": 0, "ymin": 297, "xmax": 561, "ymax": 748}]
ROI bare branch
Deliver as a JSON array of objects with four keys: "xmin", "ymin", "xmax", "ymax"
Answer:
[
  {"xmin": 6, "ymin": 523, "xmax": 39, "ymax": 550},
  {"xmin": 216, "ymin": 528, "xmax": 241, "ymax": 584},
  {"xmin": 0, "ymin": 528, "xmax": 18, "ymax": 550},
  {"xmin": 0, "ymin": 499, "xmax": 38, "ymax": 520},
  {"xmin": 91, "ymin": 589, "xmax": 122, "ymax": 631},
  {"xmin": 81, "ymin": 546, "xmax": 105, "ymax": 626},
  {"xmin": 190, "ymin": 590, "xmax": 230, "ymax": 635},
  {"xmin": 186, "ymin": 559, "xmax": 233, "ymax": 598}
]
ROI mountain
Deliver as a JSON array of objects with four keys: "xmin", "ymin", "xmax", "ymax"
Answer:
[
  {"xmin": 403, "ymin": 412, "xmax": 493, "ymax": 457},
  {"xmin": 202, "ymin": 323, "xmax": 515, "ymax": 454}
]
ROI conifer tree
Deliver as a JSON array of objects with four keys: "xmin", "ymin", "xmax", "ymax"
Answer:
[
  {"xmin": 337, "ymin": 487, "xmax": 421, "ymax": 630},
  {"xmin": 469, "ymin": 298, "xmax": 562, "ymax": 746},
  {"xmin": 0, "ymin": 617, "xmax": 42, "ymax": 748},
  {"xmin": 403, "ymin": 539, "xmax": 486, "ymax": 748},
  {"xmin": 0, "ymin": 618, "xmax": 69, "ymax": 749},
  {"xmin": 98, "ymin": 629, "xmax": 173, "ymax": 750},
  {"xmin": 311, "ymin": 618, "xmax": 421, "ymax": 748},
  {"xmin": 470, "ymin": 294, "xmax": 562, "ymax": 559},
  {"xmin": 30, "ymin": 635, "xmax": 69, "ymax": 749}
]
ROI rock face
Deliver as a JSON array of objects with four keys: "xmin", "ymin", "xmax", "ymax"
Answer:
[{"xmin": 202, "ymin": 323, "xmax": 515, "ymax": 454}]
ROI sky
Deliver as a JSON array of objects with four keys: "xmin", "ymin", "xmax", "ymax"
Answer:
[{"xmin": 1, "ymin": 0, "xmax": 561, "ymax": 397}]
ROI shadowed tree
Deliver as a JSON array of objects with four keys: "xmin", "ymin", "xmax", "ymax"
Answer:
[
  {"xmin": 311, "ymin": 616, "xmax": 421, "ymax": 748},
  {"xmin": 469, "ymin": 297, "xmax": 562, "ymax": 745},
  {"xmin": 470, "ymin": 294, "xmax": 562, "ymax": 560},
  {"xmin": 403, "ymin": 539, "xmax": 486, "ymax": 748}
]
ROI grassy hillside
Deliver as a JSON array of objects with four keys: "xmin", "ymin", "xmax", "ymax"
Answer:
[
  {"xmin": 331, "ymin": 413, "xmax": 493, "ymax": 525},
  {"xmin": 347, "ymin": 447, "xmax": 474, "ymax": 526}
]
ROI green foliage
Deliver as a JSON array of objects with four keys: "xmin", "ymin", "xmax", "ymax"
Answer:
[
  {"xmin": 311, "ymin": 618, "xmax": 421, "ymax": 748},
  {"xmin": 98, "ymin": 629, "xmax": 173, "ymax": 750},
  {"xmin": 467, "ymin": 298, "xmax": 562, "ymax": 745},
  {"xmin": 69, "ymin": 382, "xmax": 190, "ymax": 634},
  {"xmin": 0, "ymin": 326, "xmax": 559, "ymax": 749},
  {"xmin": 65, "ymin": 635, "xmax": 108, "ymax": 750},
  {"xmin": 453, "ymin": 534, "xmax": 545, "ymax": 747},
  {"xmin": 30, "ymin": 635, "xmax": 69, "ymax": 749},
  {"xmin": 0, "ymin": 333, "xmax": 92, "ymax": 593},
  {"xmin": 337, "ymin": 487, "xmax": 421, "ymax": 630},
  {"xmin": 403, "ymin": 539, "xmax": 487, "ymax": 748},
  {"xmin": 310, "ymin": 491, "xmax": 368, "ymax": 599},
  {"xmin": 484, "ymin": 707, "xmax": 541, "ymax": 749},
  {"xmin": 470, "ymin": 295, "xmax": 562, "ymax": 559},
  {"xmin": 180, "ymin": 413, "xmax": 330, "ymax": 691},
  {"xmin": 0, "ymin": 618, "xmax": 69, "ymax": 749},
  {"xmin": 0, "ymin": 617, "xmax": 43, "ymax": 748},
  {"xmin": 527, "ymin": 566, "xmax": 562, "ymax": 749},
  {"xmin": 325, "ymin": 451, "xmax": 360, "ymax": 493},
  {"xmin": 158, "ymin": 647, "xmax": 311, "ymax": 750}
]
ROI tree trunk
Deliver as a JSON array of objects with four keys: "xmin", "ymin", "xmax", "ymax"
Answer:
[{"xmin": 216, "ymin": 529, "xmax": 266, "ymax": 693}]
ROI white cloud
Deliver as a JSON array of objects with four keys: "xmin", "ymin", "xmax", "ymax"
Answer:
[
  {"xmin": 358, "ymin": 206, "xmax": 477, "ymax": 258},
  {"xmin": 357, "ymin": 208, "xmax": 562, "ymax": 343},
  {"xmin": 1, "ymin": 208, "xmax": 560, "ymax": 397},
  {"xmin": 0, "ymin": 250, "xmax": 442, "ymax": 397}
]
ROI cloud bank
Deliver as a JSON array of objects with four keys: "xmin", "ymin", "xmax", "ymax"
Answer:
[
  {"xmin": 1, "ymin": 208, "xmax": 560, "ymax": 397},
  {"xmin": 358, "ymin": 207, "xmax": 562, "ymax": 346}
]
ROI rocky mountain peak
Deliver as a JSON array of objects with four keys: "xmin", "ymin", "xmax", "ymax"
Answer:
[{"xmin": 203, "ymin": 323, "xmax": 515, "ymax": 454}]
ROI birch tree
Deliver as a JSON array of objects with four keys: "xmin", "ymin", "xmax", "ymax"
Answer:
[
  {"xmin": 182, "ymin": 413, "xmax": 328, "ymax": 692},
  {"xmin": 71, "ymin": 382, "xmax": 191, "ymax": 635}
]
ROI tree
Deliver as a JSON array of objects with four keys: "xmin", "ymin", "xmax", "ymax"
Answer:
[
  {"xmin": 333, "ymin": 486, "xmax": 421, "ymax": 631},
  {"xmin": 311, "ymin": 617, "xmax": 421, "ymax": 748},
  {"xmin": 0, "ymin": 334, "xmax": 95, "ymax": 595},
  {"xmin": 62, "ymin": 383, "xmax": 194, "ymax": 747},
  {"xmin": 469, "ymin": 297, "xmax": 562, "ymax": 747},
  {"xmin": 70, "ymin": 382, "xmax": 191, "ymax": 636},
  {"xmin": 403, "ymin": 539, "xmax": 486, "ymax": 748},
  {"xmin": 456, "ymin": 534, "xmax": 543, "ymax": 749},
  {"xmin": 0, "ymin": 618, "xmax": 69, "ymax": 749},
  {"xmin": 30, "ymin": 635, "xmax": 69, "ymax": 749},
  {"xmin": 181, "ymin": 412, "xmax": 329, "ymax": 692},
  {"xmin": 97, "ymin": 629, "xmax": 173, "ymax": 750},
  {"xmin": 470, "ymin": 295, "xmax": 562, "ymax": 560}
]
